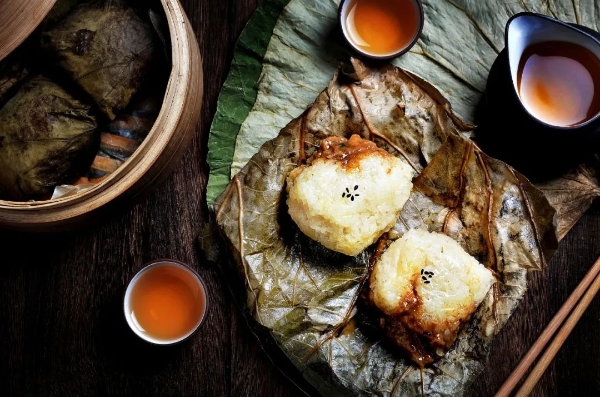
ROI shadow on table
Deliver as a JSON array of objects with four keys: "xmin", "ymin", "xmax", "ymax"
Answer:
[{"xmin": 93, "ymin": 292, "xmax": 183, "ymax": 374}]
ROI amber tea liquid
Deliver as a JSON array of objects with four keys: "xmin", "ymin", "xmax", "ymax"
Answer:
[
  {"xmin": 344, "ymin": 0, "xmax": 420, "ymax": 55},
  {"xmin": 517, "ymin": 40, "xmax": 600, "ymax": 127},
  {"xmin": 128, "ymin": 264, "xmax": 205, "ymax": 342}
]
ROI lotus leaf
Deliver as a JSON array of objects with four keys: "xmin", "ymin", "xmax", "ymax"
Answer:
[
  {"xmin": 42, "ymin": 1, "xmax": 156, "ymax": 119},
  {"xmin": 206, "ymin": 0, "xmax": 600, "ymax": 238},
  {"xmin": 213, "ymin": 60, "xmax": 557, "ymax": 396},
  {"xmin": 0, "ymin": 76, "xmax": 97, "ymax": 200}
]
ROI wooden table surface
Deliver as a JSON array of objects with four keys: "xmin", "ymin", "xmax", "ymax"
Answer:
[{"xmin": 1, "ymin": 1, "xmax": 599, "ymax": 396}]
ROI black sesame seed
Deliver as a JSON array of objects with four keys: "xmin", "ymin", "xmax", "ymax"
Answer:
[
  {"xmin": 351, "ymin": 196, "xmax": 355, "ymax": 201},
  {"xmin": 424, "ymin": 280, "xmax": 431, "ymax": 284},
  {"xmin": 346, "ymin": 187, "xmax": 350, "ymax": 193},
  {"xmin": 354, "ymin": 185, "xmax": 358, "ymax": 190},
  {"xmin": 421, "ymin": 269, "xmax": 424, "ymax": 275},
  {"xmin": 422, "ymin": 276, "xmax": 427, "ymax": 281},
  {"xmin": 355, "ymin": 194, "xmax": 359, "ymax": 197},
  {"xmin": 342, "ymin": 193, "xmax": 345, "ymax": 198},
  {"xmin": 428, "ymin": 275, "xmax": 432, "ymax": 278}
]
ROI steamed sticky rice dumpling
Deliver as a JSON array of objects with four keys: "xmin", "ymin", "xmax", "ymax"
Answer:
[
  {"xmin": 0, "ymin": 76, "xmax": 97, "ymax": 200},
  {"xmin": 368, "ymin": 228, "xmax": 496, "ymax": 366},
  {"xmin": 42, "ymin": 1, "xmax": 156, "ymax": 119},
  {"xmin": 286, "ymin": 134, "xmax": 414, "ymax": 256},
  {"xmin": 212, "ymin": 59, "xmax": 558, "ymax": 396}
]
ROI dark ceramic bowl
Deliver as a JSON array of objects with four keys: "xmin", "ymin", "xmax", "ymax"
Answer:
[
  {"xmin": 338, "ymin": 0, "xmax": 424, "ymax": 60},
  {"xmin": 475, "ymin": 12, "xmax": 600, "ymax": 180}
]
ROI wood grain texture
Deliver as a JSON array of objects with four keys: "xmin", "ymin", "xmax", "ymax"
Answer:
[
  {"xmin": 0, "ymin": 0, "xmax": 57, "ymax": 62},
  {"xmin": 0, "ymin": 1, "xmax": 599, "ymax": 396}
]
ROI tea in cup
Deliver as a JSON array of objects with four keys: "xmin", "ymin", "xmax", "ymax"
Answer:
[
  {"xmin": 338, "ymin": 0, "xmax": 424, "ymax": 59},
  {"xmin": 123, "ymin": 259, "xmax": 208, "ymax": 345},
  {"xmin": 507, "ymin": 13, "xmax": 600, "ymax": 127},
  {"xmin": 476, "ymin": 12, "xmax": 600, "ymax": 180}
]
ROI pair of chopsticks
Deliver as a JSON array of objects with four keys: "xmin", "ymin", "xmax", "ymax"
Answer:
[{"xmin": 495, "ymin": 256, "xmax": 600, "ymax": 397}]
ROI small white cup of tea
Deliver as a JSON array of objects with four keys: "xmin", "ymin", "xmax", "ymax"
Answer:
[
  {"xmin": 123, "ymin": 259, "xmax": 208, "ymax": 345},
  {"xmin": 338, "ymin": 0, "xmax": 424, "ymax": 59}
]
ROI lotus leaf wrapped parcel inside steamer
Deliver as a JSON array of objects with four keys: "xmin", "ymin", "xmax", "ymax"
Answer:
[
  {"xmin": 0, "ymin": 76, "xmax": 96, "ymax": 200},
  {"xmin": 42, "ymin": 0, "xmax": 157, "ymax": 119}
]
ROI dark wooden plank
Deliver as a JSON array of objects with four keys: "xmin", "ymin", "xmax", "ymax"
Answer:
[
  {"xmin": 0, "ymin": 0, "xmax": 599, "ymax": 396},
  {"xmin": 466, "ymin": 203, "xmax": 600, "ymax": 397}
]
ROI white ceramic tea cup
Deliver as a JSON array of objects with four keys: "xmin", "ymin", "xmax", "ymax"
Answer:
[
  {"xmin": 338, "ymin": 0, "xmax": 424, "ymax": 59},
  {"xmin": 123, "ymin": 259, "xmax": 208, "ymax": 345}
]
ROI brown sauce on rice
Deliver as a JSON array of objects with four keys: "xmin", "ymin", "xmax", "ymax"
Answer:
[{"xmin": 310, "ymin": 134, "xmax": 390, "ymax": 169}]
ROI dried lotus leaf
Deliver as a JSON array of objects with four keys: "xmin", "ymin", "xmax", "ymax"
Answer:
[
  {"xmin": 42, "ymin": 1, "xmax": 156, "ymax": 119},
  {"xmin": 213, "ymin": 61, "xmax": 557, "ymax": 396},
  {"xmin": 42, "ymin": 0, "xmax": 84, "ymax": 29},
  {"xmin": 536, "ymin": 162, "xmax": 600, "ymax": 241},
  {"xmin": 0, "ymin": 67, "xmax": 27, "ymax": 107},
  {"xmin": 0, "ymin": 76, "xmax": 97, "ymax": 200},
  {"xmin": 0, "ymin": 49, "xmax": 29, "ymax": 107}
]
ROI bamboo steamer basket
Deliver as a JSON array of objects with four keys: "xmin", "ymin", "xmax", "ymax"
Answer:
[
  {"xmin": 0, "ymin": 0, "xmax": 58, "ymax": 62},
  {"xmin": 0, "ymin": 0, "xmax": 204, "ymax": 232}
]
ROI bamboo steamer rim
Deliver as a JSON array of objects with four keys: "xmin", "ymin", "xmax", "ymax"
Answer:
[
  {"xmin": 0, "ymin": 0, "xmax": 58, "ymax": 62},
  {"xmin": 0, "ymin": 0, "xmax": 197, "ymax": 216}
]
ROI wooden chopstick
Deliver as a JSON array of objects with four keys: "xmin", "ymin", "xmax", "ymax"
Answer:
[
  {"xmin": 515, "ymin": 269, "xmax": 600, "ymax": 396},
  {"xmin": 495, "ymin": 256, "xmax": 600, "ymax": 397}
]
